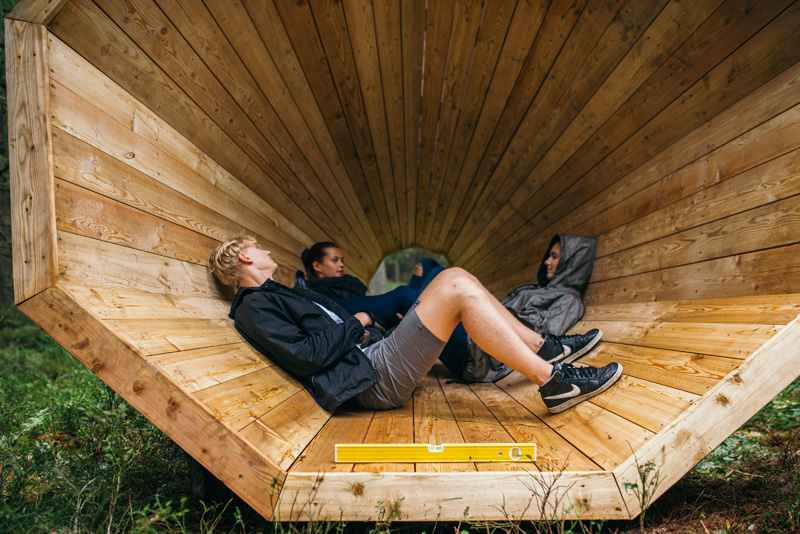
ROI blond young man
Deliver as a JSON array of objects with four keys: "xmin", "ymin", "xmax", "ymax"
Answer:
[{"xmin": 208, "ymin": 237, "xmax": 622, "ymax": 413}]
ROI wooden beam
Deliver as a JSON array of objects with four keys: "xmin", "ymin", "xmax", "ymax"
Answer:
[
  {"xmin": 583, "ymin": 243, "xmax": 800, "ymax": 306},
  {"xmin": 277, "ymin": 470, "xmax": 630, "ymax": 521},
  {"xmin": 400, "ymin": 0, "xmax": 425, "ymax": 245},
  {"xmin": 7, "ymin": 20, "xmax": 57, "ymax": 304},
  {"xmin": 7, "ymin": 0, "xmax": 69, "ymax": 24}
]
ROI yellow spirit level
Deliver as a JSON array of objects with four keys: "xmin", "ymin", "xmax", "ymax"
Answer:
[{"xmin": 334, "ymin": 443, "xmax": 536, "ymax": 463}]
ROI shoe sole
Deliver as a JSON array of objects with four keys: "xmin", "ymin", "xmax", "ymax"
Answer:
[
  {"xmin": 546, "ymin": 363, "xmax": 623, "ymax": 414},
  {"xmin": 560, "ymin": 329, "xmax": 603, "ymax": 365}
]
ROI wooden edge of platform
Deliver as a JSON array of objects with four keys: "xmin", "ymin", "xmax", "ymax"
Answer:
[
  {"xmin": 613, "ymin": 313, "xmax": 800, "ymax": 518},
  {"xmin": 17, "ymin": 285, "xmax": 287, "ymax": 520},
  {"xmin": 275, "ymin": 470, "xmax": 631, "ymax": 522},
  {"xmin": 7, "ymin": 0, "xmax": 69, "ymax": 25},
  {"xmin": 7, "ymin": 18, "xmax": 58, "ymax": 304}
]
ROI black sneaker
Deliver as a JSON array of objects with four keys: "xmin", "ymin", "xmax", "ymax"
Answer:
[
  {"xmin": 537, "ymin": 329, "xmax": 603, "ymax": 364},
  {"xmin": 539, "ymin": 361, "xmax": 622, "ymax": 414}
]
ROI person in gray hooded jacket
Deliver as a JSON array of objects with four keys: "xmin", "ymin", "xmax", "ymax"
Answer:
[{"xmin": 455, "ymin": 234, "xmax": 600, "ymax": 382}]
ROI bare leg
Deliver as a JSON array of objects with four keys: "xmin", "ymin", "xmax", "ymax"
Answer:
[
  {"xmin": 419, "ymin": 268, "xmax": 546, "ymax": 351},
  {"xmin": 414, "ymin": 268, "xmax": 553, "ymax": 385}
]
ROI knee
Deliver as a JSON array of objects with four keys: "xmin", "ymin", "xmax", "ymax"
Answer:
[
  {"xmin": 440, "ymin": 269, "xmax": 482, "ymax": 301},
  {"xmin": 439, "ymin": 267, "xmax": 480, "ymax": 286}
]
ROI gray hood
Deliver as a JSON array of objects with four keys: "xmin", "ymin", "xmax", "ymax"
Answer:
[{"xmin": 536, "ymin": 234, "xmax": 598, "ymax": 291}]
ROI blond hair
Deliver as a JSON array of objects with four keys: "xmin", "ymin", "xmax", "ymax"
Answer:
[{"xmin": 208, "ymin": 236, "xmax": 259, "ymax": 288}]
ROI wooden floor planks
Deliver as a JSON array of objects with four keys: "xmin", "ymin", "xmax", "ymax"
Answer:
[{"xmin": 57, "ymin": 260, "xmax": 780, "ymax": 484}]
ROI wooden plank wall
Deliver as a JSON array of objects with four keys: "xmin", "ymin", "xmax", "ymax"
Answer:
[
  {"xmin": 6, "ymin": 20, "xmax": 57, "ymax": 303},
  {"xmin": 464, "ymin": 1, "xmax": 800, "ymax": 301},
  {"xmin": 40, "ymin": 24, "xmax": 337, "ymax": 517},
  {"xmin": 39, "ymin": 0, "xmax": 800, "ymax": 295},
  {"xmin": 482, "ymin": 57, "xmax": 800, "ymax": 302}
]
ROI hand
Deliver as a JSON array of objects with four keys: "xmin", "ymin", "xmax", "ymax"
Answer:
[{"xmin": 354, "ymin": 311, "xmax": 373, "ymax": 327}]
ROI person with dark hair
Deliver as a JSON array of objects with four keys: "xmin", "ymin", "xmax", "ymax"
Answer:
[
  {"xmin": 208, "ymin": 236, "xmax": 622, "ymax": 415},
  {"xmin": 300, "ymin": 242, "xmax": 427, "ymax": 331}
]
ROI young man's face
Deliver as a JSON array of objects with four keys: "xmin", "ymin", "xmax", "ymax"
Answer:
[
  {"xmin": 241, "ymin": 244, "xmax": 278, "ymax": 276},
  {"xmin": 544, "ymin": 241, "xmax": 561, "ymax": 280},
  {"xmin": 313, "ymin": 247, "xmax": 345, "ymax": 278}
]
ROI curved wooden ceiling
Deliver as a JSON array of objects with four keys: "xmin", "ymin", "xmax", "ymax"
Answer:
[{"xmin": 48, "ymin": 0, "xmax": 800, "ymax": 283}]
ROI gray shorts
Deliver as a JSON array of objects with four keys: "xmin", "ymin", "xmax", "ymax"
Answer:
[{"xmin": 356, "ymin": 307, "xmax": 447, "ymax": 410}]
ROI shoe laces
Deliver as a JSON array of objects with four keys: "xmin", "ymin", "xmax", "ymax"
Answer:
[
  {"xmin": 560, "ymin": 363, "xmax": 598, "ymax": 378},
  {"xmin": 559, "ymin": 332, "xmax": 588, "ymax": 343}
]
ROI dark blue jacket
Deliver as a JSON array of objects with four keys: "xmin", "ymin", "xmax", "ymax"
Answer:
[{"xmin": 229, "ymin": 280, "xmax": 380, "ymax": 411}]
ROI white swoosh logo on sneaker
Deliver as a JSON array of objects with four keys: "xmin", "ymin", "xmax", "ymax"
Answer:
[
  {"xmin": 543, "ymin": 384, "xmax": 580, "ymax": 400},
  {"xmin": 562, "ymin": 345, "xmax": 572, "ymax": 356}
]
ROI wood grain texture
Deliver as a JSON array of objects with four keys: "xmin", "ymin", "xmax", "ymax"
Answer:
[
  {"xmin": 149, "ymin": 343, "xmax": 270, "ymax": 393},
  {"xmin": 194, "ymin": 367, "xmax": 303, "ymax": 431},
  {"xmin": 57, "ymin": 231, "xmax": 231, "ymax": 299},
  {"xmin": 55, "ymin": 178, "xmax": 218, "ymax": 266},
  {"xmin": 414, "ymin": 0, "xmax": 455, "ymax": 244},
  {"xmin": 352, "ymin": 399, "xmax": 415, "ymax": 474},
  {"xmin": 581, "ymin": 295, "xmax": 800, "ymax": 325},
  {"xmin": 575, "ymin": 321, "xmax": 780, "ymax": 359},
  {"xmin": 583, "ymin": 243, "xmax": 800, "ymax": 306},
  {"xmin": 48, "ymin": 0, "xmax": 339, "ymax": 264},
  {"xmin": 440, "ymin": 0, "xmax": 588, "ymax": 252},
  {"xmin": 277, "ymin": 470, "xmax": 629, "ymax": 521},
  {"xmin": 7, "ymin": 0, "xmax": 69, "ymax": 24},
  {"xmin": 372, "ymin": 0, "xmax": 409, "ymax": 247},
  {"xmin": 271, "ymin": 0, "xmax": 392, "ymax": 253},
  {"xmin": 62, "ymin": 285, "xmax": 232, "ymax": 320},
  {"xmin": 613, "ymin": 317, "xmax": 800, "ymax": 517},
  {"xmin": 485, "ymin": 59, "xmax": 800, "ymax": 293},
  {"xmin": 464, "ymin": 0, "xmax": 800, "ymax": 281},
  {"xmin": 432, "ymin": 0, "xmax": 541, "ymax": 250},
  {"xmin": 497, "ymin": 371, "xmax": 655, "ymax": 470},
  {"xmin": 47, "ymin": 35, "xmax": 313, "ymax": 261},
  {"xmin": 468, "ymin": 381, "xmax": 601, "ymax": 472},
  {"xmin": 580, "ymin": 343, "xmax": 737, "ymax": 396},
  {"xmin": 341, "ymin": 0, "xmax": 401, "ymax": 246},
  {"xmin": 107, "ymin": 318, "xmax": 240, "ymax": 356},
  {"xmin": 592, "ymin": 190, "xmax": 800, "ymax": 282},
  {"xmin": 420, "ymin": 0, "xmax": 484, "ymax": 247},
  {"xmin": 240, "ymin": 390, "xmax": 332, "ymax": 472},
  {"xmin": 588, "ymin": 375, "xmax": 698, "ymax": 433},
  {"xmin": 7, "ymin": 20, "xmax": 57, "ymax": 303},
  {"xmin": 447, "ymin": 0, "xmax": 630, "ymax": 258},
  {"xmin": 51, "ymin": 130, "xmax": 303, "ymax": 275},
  {"xmin": 457, "ymin": 0, "xmax": 702, "ymax": 265},
  {"xmin": 413, "ymin": 370, "xmax": 475, "ymax": 473},
  {"xmin": 437, "ymin": 373, "xmax": 537, "ymax": 473},
  {"xmin": 400, "ymin": 0, "xmax": 425, "ymax": 244},
  {"xmin": 151, "ymin": 0, "xmax": 370, "ymax": 259},
  {"xmin": 202, "ymin": 0, "xmax": 380, "ymax": 264},
  {"xmin": 289, "ymin": 408, "xmax": 374, "ymax": 474}
]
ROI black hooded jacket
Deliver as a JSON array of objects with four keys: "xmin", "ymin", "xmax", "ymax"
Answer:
[
  {"xmin": 463, "ymin": 234, "xmax": 599, "ymax": 382},
  {"xmin": 228, "ymin": 280, "xmax": 380, "ymax": 412},
  {"xmin": 306, "ymin": 274, "xmax": 368, "ymax": 299}
]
